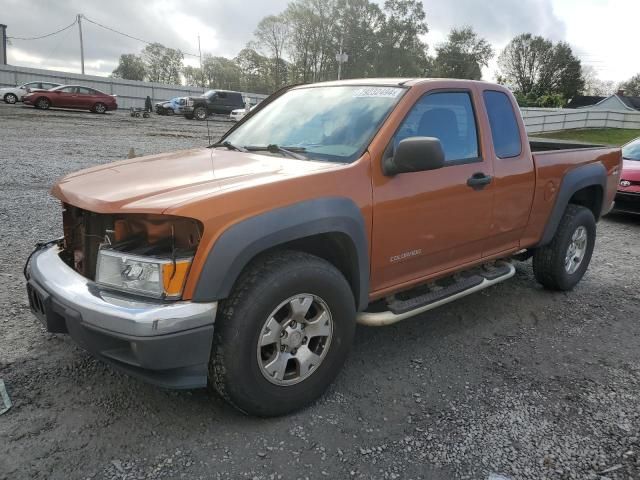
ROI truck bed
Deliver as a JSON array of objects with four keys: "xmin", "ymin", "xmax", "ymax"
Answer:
[{"xmin": 529, "ymin": 137, "xmax": 603, "ymax": 152}]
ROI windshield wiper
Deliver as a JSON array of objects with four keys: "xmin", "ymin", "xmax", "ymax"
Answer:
[
  {"xmin": 245, "ymin": 144, "xmax": 307, "ymax": 160},
  {"xmin": 209, "ymin": 140, "xmax": 248, "ymax": 152}
]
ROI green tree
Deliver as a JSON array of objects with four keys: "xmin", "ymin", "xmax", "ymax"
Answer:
[
  {"xmin": 111, "ymin": 54, "xmax": 146, "ymax": 81},
  {"xmin": 202, "ymin": 55, "xmax": 242, "ymax": 90},
  {"xmin": 141, "ymin": 43, "xmax": 184, "ymax": 85},
  {"xmin": 498, "ymin": 34, "xmax": 583, "ymax": 100},
  {"xmin": 236, "ymin": 48, "xmax": 272, "ymax": 93},
  {"xmin": 253, "ymin": 14, "xmax": 290, "ymax": 88},
  {"xmin": 330, "ymin": 0, "xmax": 385, "ymax": 79},
  {"xmin": 183, "ymin": 65, "xmax": 204, "ymax": 87},
  {"xmin": 377, "ymin": 0, "xmax": 429, "ymax": 76},
  {"xmin": 620, "ymin": 73, "xmax": 640, "ymax": 96},
  {"xmin": 431, "ymin": 26, "xmax": 493, "ymax": 80}
]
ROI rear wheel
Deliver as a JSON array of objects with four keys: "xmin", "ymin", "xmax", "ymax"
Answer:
[
  {"xmin": 4, "ymin": 93, "xmax": 17, "ymax": 104},
  {"xmin": 166, "ymin": 108, "xmax": 174, "ymax": 116},
  {"xmin": 209, "ymin": 251, "xmax": 356, "ymax": 416},
  {"xmin": 194, "ymin": 106, "xmax": 207, "ymax": 121},
  {"xmin": 93, "ymin": 102, "xmax": 107, "ymax": 114},
  {"xmin": 35, "ymin": 97, "xmax": 50, "ymax": 110},
  {"xmin": 533, "ymin": 204, "xmax": 596, "ymax": 290}
]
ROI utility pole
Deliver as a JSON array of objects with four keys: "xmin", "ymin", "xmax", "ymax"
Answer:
[
  {"xmin": 198, "ymin": 34, "xmax": 204, "ymax": 92},
  {"xmin": 0, "ymin": 24, "xmax": 7, "ymax": 65},
  {"xmin": 77, "ymin": 14, "xmax": 85, "ymax": 75},
  {"xmin": 336, "ymin": 34, "xmax": 348, "ymax": 80}
]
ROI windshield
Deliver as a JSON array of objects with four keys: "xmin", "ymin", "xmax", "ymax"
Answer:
[
  {"xmin": 622, "ymin": 138, "xmax": 640, "ymax": 161},
  {"xmin": 223, "ymin": 85, "xmax": 405, "ymax": 163}
]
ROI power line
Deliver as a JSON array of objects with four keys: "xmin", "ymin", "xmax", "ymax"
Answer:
[
  {"xmin": 7, "ymin": 19, "xmax": 77, "ymax": 40},
  {"xmin": 82, "ymin": 15, "xmax": 199, "ymax": 57}
]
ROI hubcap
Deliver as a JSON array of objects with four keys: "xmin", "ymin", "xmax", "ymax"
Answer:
[
  {"xmin": 6, "ymin": 94, "xmax": 16, "ymax": 104},
  {"xmin": 565, "ymin": 225, "xmax": 588, "ymax": 274},
  {"xmin": 257, "ymin": 294, "xmax": 333, "ymax": 386},
  {"xmin": 38, "ymin": 99, "xmax": 48, "ymax": 108},
  {"xmin": 96, "ymin": 104, "xmax": 105, "ymax": 113},
  {"xmin": 196, "ymin": 109, "xmax": 206, "ymax": 119}
]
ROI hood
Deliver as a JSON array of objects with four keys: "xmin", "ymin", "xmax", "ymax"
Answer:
[
  {"xmin": 52, "ymin": 148, "xmax": 340, "ymax": 213},
  {"xmin": 621, "ymin": 159, "xmax": 640, "ymax": 182}
]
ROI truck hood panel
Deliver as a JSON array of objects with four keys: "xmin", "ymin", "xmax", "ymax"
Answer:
[{"xmin": 52, "ymin": 148, "xmax": 338, "ymax": 213}]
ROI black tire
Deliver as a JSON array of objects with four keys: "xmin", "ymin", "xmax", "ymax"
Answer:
[
  {"xmin": 4, "ymin": 93, "xmax": 18, "ymax": 104},
  {"xmin": 35, "ymin": 97, "xmax": 50, "ymax": 110},
  {"xmin": 194, "ymin": 106, "xmax": 207, "ymax": 121},
  {"xmin": 166, "ymin": 108, "xmax": 174, "ymax": 116},
  {"xmin": 210, "ymin": 250, "xmax": 356, "ymax": 417},
  {"xmin": 93, "ymin": 102, "xmax": 107, "ymax": 114},
  {"xmin": 533, "ymin": 204, "xmax": 596, "ymax": 291}
]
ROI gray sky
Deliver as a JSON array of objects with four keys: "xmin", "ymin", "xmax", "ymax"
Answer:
[{"xmin": 3, "ymin": 0, "xmax": 638, "ymax": 83}]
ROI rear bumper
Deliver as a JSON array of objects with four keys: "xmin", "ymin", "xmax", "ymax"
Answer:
[{"xmin": 25, "ymin": 244, "xmax": 217, "ymax": 389}]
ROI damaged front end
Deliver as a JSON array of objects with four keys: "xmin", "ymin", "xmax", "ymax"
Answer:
[
  {"xmin": 59, "ymin": 204, "xmax": 203, "ymax": 300},
  {"xmin": 24, "ymin": 204, "xmax": 216, "ymax": 389}
]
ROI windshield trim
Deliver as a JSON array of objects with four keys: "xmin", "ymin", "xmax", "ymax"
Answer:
[{"xmin": 219, "ymin": 84, "xmax": 409, "ymax": 164}]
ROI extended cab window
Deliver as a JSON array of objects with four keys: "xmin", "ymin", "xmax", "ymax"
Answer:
[
  {"xmin": 483, "ymin": 91, "xmax": 522, "ymax": 158},
  {"xmin": 392, "ymin": 91, "xmax": 479, "ymax": 164}
]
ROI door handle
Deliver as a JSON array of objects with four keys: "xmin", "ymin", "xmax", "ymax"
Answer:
[{"xmin": 467, "ymin": 172, "xmax": 492, "ymax": 189}]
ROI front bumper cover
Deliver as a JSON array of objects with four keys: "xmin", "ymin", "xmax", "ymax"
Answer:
[{"xmin": 25, "ymin": 244, "xmax": 217, "ymax": 389}]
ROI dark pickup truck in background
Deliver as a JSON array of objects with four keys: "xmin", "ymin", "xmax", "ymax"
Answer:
[{"xmin": 184, "ymin": 89, "xmax": 245, "ymax": 120}]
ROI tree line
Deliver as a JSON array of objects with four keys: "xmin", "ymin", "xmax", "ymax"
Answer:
[{"xmin": 111, "ymin": 0, "xmax": 640, "ymax": 106}]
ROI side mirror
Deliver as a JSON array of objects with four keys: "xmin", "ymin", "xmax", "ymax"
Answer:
[{"xmin": 383, "ymin": 137, "xmax": 445, "ymax": 176}]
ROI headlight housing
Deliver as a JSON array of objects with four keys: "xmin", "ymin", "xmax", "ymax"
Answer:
[{"xmin": 96, "ymin": 249, "xmax": 192, "ymax": 299}]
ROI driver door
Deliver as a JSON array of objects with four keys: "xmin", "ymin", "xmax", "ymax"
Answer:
[{"xmin": 370, "ymin": 88, "xmax": 495, "ymax": 294}]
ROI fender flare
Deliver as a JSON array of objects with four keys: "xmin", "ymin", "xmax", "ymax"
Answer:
[
  {"xmin": 538, "ymin": 162, "xmax": 606, "ymax": 246},
  {"xmin": 191, "ymin": 197, "xmax": 370, "ymax": 310}
]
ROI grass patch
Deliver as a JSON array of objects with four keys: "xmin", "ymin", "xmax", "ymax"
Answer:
[{"xmin": 537, "ymin": 128, "xmax": 640, "ymax": 146}]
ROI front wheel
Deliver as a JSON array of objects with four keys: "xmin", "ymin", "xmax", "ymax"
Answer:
[
  {"xmin": 4, "ymin": 93, "xmax": 18, "ymax": 104},
  {"xmin": 210, "ymin": 251, "xmax": 356, "ymax": 416},
  {"xmin": 533, "ymin": 204, "xmax": 596, "ymax": 290},
  {"xmin": 194, "ymin": 106, "xmax": 207, "ymax": 120},
  {"xmin": 35, "ymin": 97, "xmax": 50, "ymax": 110}
]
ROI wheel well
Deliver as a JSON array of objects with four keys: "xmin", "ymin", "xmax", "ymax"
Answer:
[
  {"xmin": 4, "ymin": 92, "xmax": 16, "ymax": 99},
  {"xmin": 237, "ymin": 233, "xmax": 361, "ymax": 308},
  {"xmin": 568, "ymin": 185, "xmax": 603, "ymax": 220}
]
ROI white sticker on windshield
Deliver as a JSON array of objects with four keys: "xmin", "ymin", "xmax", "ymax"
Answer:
[{"xmin": 352, "ymin": 87, "xmax": 402, "ymax": 98}]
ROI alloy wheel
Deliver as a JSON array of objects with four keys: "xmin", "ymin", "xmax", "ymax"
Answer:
[{"xmin": 257, "ymin": 294, "xmax": 333, "ymax": 386}]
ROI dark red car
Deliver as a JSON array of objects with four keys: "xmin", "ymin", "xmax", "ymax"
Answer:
[
  {"xmin": 614, "ymin": 137, "xmax": 640, "ymax": 214},
  {"xmin": 23, "ymin": 85, "xmax": 118, "ymax": 113}
]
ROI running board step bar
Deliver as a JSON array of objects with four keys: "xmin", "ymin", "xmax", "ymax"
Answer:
[{"xmin": 357, "ymin": 261, "xmax": 515, "ymax": 326}]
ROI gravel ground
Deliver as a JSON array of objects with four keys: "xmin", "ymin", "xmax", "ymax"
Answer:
[{"xmin": 1, "ymin": 103, "xmax": 639, "ymax": 480}]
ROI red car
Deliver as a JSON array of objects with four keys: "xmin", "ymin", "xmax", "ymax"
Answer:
[
  {"xmin": 614, "ymin": 137, "xmax": 640, "ymax": 214},
  {"xmin": 23, "ymin": 85, "xmax": 117, "ymax": 113}
]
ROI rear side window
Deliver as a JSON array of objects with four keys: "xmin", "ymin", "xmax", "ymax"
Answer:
[{"xmin": 483, "ymin": 91, "xmax": 522, "ymax": 158}]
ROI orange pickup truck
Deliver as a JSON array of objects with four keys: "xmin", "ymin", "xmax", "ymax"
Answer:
[{"xmin": 25, "ymin": 79, "xmax": 622, "ymax": 416}]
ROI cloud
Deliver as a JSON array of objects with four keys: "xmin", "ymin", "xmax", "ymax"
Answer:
[{"xmin": 3, "ymin": 0, "xmax": 635, "ymax": 82}]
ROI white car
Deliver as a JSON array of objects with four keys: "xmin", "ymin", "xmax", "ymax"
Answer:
[
  {"xmin": 1, "ymin": 81, "xmax": 61, "ymax": 104},
  {"xmin": 229, "ymin": 105, "xmax": 257, "ymax": 121}
]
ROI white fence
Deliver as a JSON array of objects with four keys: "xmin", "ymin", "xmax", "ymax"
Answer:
[
  {"xmin": 0, "ymin": 64, "xmax": 268, "ymax": 109},
  {"xmin": 521, "ymin": 107, "xmax": 640, "ymax": 133}
]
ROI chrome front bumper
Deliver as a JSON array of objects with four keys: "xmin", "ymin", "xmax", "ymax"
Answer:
[{"xmin": 25, "ymin": 244, "xmax": 217, "ymax": 389}]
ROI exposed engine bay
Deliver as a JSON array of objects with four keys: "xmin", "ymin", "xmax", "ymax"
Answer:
[{"xmin": 60, "ymin": 203, "xmax": 203, "ymax": 281}]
